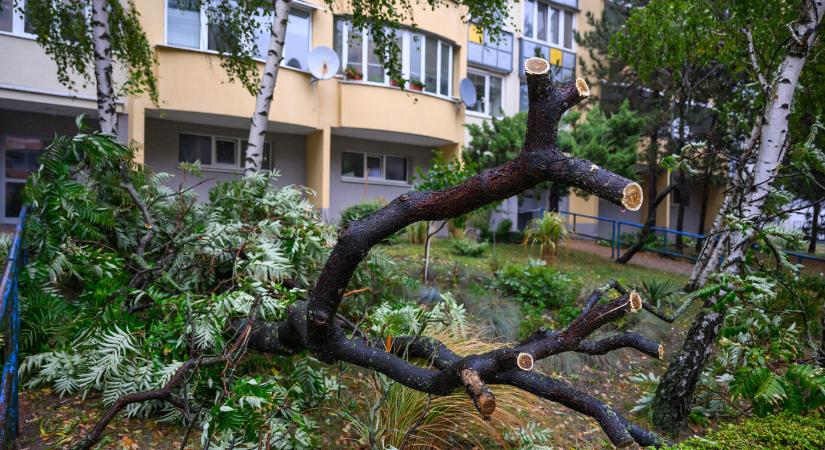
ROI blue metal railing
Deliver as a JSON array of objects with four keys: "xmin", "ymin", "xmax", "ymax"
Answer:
[
  {"xmin": 521, "ymin": 208, "xmax": 825, "ymax": 265},
  {"xmin": 0, "ymin": 207, "xmax": 26, "ymax": 449}
]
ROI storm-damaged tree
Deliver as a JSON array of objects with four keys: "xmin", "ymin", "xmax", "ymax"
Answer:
[
  {"xmin": 650, "ymin": 0, "xmax": 825, "ymax": 433},
  {"xmin": 74, "ymin": 58, "xmax": 671, "ymax": 449},
  {"xmin": 19, "ymin": 0, "xmax": 157, "ymax": 134}
]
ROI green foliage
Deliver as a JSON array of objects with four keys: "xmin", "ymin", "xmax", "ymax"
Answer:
[
  {"xmin": 465, "ymin": 112, "xmax": 526, "ymax": 169},
  {"xmin": 19, "ymin": 129, "xmax": 342, "ymax": 446},
  {"xmin": 633, "ymin": 279, "xmax": 680, "ymax": 312},
  {"xmin": 22, "ymin": 0, "xmax": 158, "ymax": 101},
  {"xmin": 558, "ymin": 101, "xmax": 644, "ymax": 182},
  {"xmin": 504, "ymin": 422, "xmax": 554, "ymax": 450},
  {"xmin": 663, "ymin": 413, "xmax": 825, "ymax": 450},
  {"xmin": 522, "ymin": 212, "xmax": 568, "ymax": 264},
  {"xmin": 494, "ymin": 261, "xmax": 580, "ymax": 333},
  {"xmin": 340, "ymin": 200, "xmax": 385, "ymax": 228},
  {"xmin": 450, "ymin": 238, "xmax": 489, "ymax": 257}
]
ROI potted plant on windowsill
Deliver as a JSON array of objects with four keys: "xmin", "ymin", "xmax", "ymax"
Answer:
[
  {"xmin": 409, "ymin": 79, "xmax": 425, "ymax": 91},
  {"xmin": 345, "ymin": 67, "xmax": 363, "ymax": 81},
  {"xmin": 390, "ymin": 77, "xmax": 403, "ymax": 88}
]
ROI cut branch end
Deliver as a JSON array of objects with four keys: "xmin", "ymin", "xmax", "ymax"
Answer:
[
  {"xmin": 575, "ymin": 78, "xmax": 590, "ymax": 97},
  {"xmin": 460, "ymin": 368, "xmax": 497, "ymax": 417},
  {"xmin": 516, "ymin": 352, "xmax": 534, "ymax": 371},
  {"xmin": 658, "ymin": 345, "xmax": 665, "ymax": 360},
  {"xmin": 622, "ymin": 182, "xmax": 643, "ymax": 211},
  {"xmin": 628, "ymin": 291, "xmax": 642, "ymax": 313},
  {"xmin": 525, "ymin": 57, "xmax": 551, "ymax": 75}
]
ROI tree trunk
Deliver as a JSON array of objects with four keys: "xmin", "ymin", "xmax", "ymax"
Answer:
[
  {"xmin": 91, "ymin": 0, "xmax": 117, "ymax": 134},
  {"xmin": 695, "ymin": 164, "xmax": 712, "ymax": 254},
  {"xmin": 809, "ymin": 201, "xmax": 821, "ymax": 254},
  {"xmin": 244, "ymin": 0, "xmax": 291, "ymax": 176},
  {"xmin": 422, "ymin": 221, "xmax": 447, "ymax": 282},
  {"xmin": 653, "ymin": 1, "xmax": 825, "ymax": 432},
  {"xmin": 674, "ymin": 171, "xmax": 686, "ymax": 252},
  {"xmin": 617, "ymin": 184, "xmax": 675, "ymax": 264},
  {"xmin": 548, "ymin": 184, "xmax": 561, "ymax": 212}
]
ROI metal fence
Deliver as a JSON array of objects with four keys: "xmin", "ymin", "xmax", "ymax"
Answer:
[
  {"xmin": 0, "ymin": 207, "xmax": 26, "ymax": 449},
  {"xmin": 520, "ymin": 208, "xmax": 825, "ymax": 265}
]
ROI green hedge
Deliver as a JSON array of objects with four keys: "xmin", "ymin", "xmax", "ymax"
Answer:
[{"xmin": 664, "ymin": 413, "xmax": 825, "ymax": 449}]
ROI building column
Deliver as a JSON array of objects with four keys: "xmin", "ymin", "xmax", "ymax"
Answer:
[
  {"xmin": 306, "ymin": 127, "xmax": 331, "ymax": 214},
  {"xmin": 438, "ymin": 142, "xmax": 461, "ymax": 161},
  {"xmin": 126, "ymin": 95, "xmax": 146, "ymax": 164}
]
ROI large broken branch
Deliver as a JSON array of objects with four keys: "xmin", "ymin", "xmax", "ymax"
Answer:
[{"xmin": 76, "ymin": 57, "xmax": 660, "ymax": 448}]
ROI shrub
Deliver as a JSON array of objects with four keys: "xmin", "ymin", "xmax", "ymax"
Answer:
[
  {"xmin": 339, "ymin": 200, "xmax": 384, "ymax": 228},
  {"xmin": 523, "ymin": 212, "xmax": 568, "ymax": 264},
  {"xmin": 450, "ymin": 238, "xmax": 489, "ymax": 257},
  {"xmin": 494, "ymin": 261, "xmax": 580, "ymax": 334},
  {"xmin": 664, "ymin": 413, "xmax": 825, "ymax": 449}
]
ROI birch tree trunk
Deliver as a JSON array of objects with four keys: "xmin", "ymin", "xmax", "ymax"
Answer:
[
  {"xmin": 244, "ymin": 0, "xmax": 291, "ymax": 176},
  {"xmin": 652, "ymin": 0, "xmax": 825, "ymax": 432},
  {"xmin": 91, "ymin": 0, "xmax": 117, "ymax": 134}
]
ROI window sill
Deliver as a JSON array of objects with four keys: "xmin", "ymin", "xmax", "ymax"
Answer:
[
  {"xmin": 341, "ymin": 176, "xmax": 412, "ymax": 188},
  {"xmin": 199, "ymin": 165, "xmax": 245, "ymax": 175},
  {"xmin": 156, "ymin": 44, "xmax": 312, "ymax": 75},
  {"xmin": 0, "ymin": 31, "xmax": 37, "ymax": 41},
  {"xmin": 337, "ymin": 78, "xmax": 458, "ymax": 103},
  {"xmin": 465, "ymin": 110, "xmax": 491, "ymax": 119}
]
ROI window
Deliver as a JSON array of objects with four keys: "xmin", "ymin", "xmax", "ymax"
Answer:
[
  {"xmin": 341, "ymin": 152, "xmax": 409, "ymax": 183},
  {"xmin": 3, "ymin": 136, "xmax": 44, "ymax": 219},
  {"xmin": 178, "ymin": 133, "xmax": 272, "ymax": 170},
  {"xmin": 467, "ymin": 25, "xmax": 513, "ymax": 73},
  {"xmin": 166, "ymin": 1, "xmax": 312, "ymax": 71},
  {"xmin": 522, "ymin": 1, "xmax": 575, "ymax": 50},
  {"xmin": 334, "ymin": 18, "xmax": 454, "ymax": 97},
  {"xmin": 468, "ymin": 71, "xmax": 503, "ymax": 117},
  {"xmin": 0, "ymin": 0, "xmax": 13, "ymax": 32}
]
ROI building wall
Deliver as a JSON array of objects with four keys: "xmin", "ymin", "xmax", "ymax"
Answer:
[
  {"xmin": 328, "ymin": 135, "xmax": 431, "ymax": 220},
  {"xmin": 144, "ymin": 118, "xmax": 307, "ymax": 198}
]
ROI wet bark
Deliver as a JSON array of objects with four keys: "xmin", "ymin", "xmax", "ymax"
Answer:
[{"xmin": 809, "ymin": 201, "xmax": 821, "ymax": 254}]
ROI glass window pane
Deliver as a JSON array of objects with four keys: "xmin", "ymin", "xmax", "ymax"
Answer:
[
  {"xmin": 167, "ymin": 0, "xmax": 201, "ymax": 48},
  {"xmin": 253, "ymin": 12, "xmax": 269, "ymax": 59},
  {"xmin": 207, "ymin": 22, "xmax": 227, "ymax": 52},
  {"xmin": 385, "ymin": 157, "xmax": 407, "ymax": 181},
  {"xmin": 468, "ymin": 73, "xmax": 485, "ymax": 113},
  {"xmin": 564, "ymin": 11, "xmax": 573, "ymax": 48},
  {"xmin": 366, "ymin": 155, "xmax": 382, "ymax": 178},
  {"xmin": 215, "ymin": 139, "xmax": 236, "ymax": 165},
  {"xmin": 367, "ymin": 32, "xmax": 385, "ymax": 82},
  {"xmin": 537, "ymin": 2, "xmax": 547, "ymax": 42},
  {"xmin": 425, "ymin": 35, "xmax": 438, "ymax": 93},
  {"xmin": 283, "ymin": 9, "xmax": 310, "ymax": 70},
  {"xmin": 5, "ymin": 137, "xmax": 44, "ymax": 180},
  {"xmin": 489, "ymin": 76, "xmax": 503, "ymax": 117},
  {"xmin": 5, "ymin": 183, "xmax": 23, "ymax": 218},
  {"xmin": 179, "ymin": 134, "xmax": 212, "ymax": 165},
  {"xmin": 347, "ymin": 26, "xmax": 363, "ymax": 78},
  {"xmin": 261, "ymin": 142, "xmax": 272, "ymax": 169},
  {"xmin": 333, "ymin": 18, "xmax": 344, "ymax": 72},
  {"xmin": 341, "ymin": 152, "xmax": 363, "ymax": 177},
  {"xmin": 439, "ymin": 41, "xmax": 450, "ymax": 95},
  {"xmin": 523, "ymin": 0, "xmax": 534, "ymax": 38},
  {"xmin": 410, "ymin": 33, "xmax": 423, "ymax": 83},
  {"xmin": 550, "ymin": 8, "xmax": 559, "ymax": 44},
  {"xmin": 0, "ymin": 0, "xmax": 12, "ymax": 32}
]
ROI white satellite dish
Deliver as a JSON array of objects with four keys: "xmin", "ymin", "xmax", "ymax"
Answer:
[
  {"xmin": 307, "ymin": 46, "xmax": 340, "ymax": 81},
  {"xmin": 459, "ymin": 77, "xmax": 477, "ymax": 108}
]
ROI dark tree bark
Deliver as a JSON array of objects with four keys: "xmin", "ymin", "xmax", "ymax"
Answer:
[
  {"xmin": 75, "ymin": 58, "xmax": 662, "ymax": 449},
  {"xmin": 548, "ymin": 183, "xmax": 562, "ymax": 212},
  {"xmin": 674, "ymin": 170, "xmax": 687, "ymax": 252},
  {"xmin": 809, "ymin": 200, "xmax": 821, "ymax": 254}
]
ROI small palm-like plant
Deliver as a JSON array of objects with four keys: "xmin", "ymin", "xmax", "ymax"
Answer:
[{"xmin": 522, "ymin": 212, "xmax": 568, "ymax": 264}]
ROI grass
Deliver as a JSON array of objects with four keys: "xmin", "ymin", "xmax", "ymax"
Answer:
[{"xmin": 384, "ymin": 239, "xmax": 688, "ymax": 292}]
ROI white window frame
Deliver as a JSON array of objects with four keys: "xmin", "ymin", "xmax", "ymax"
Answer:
[
  {"xmin": 163, "ymin": 2, "xmax": 313, "ymax": 71},
  {"xmin": 467, "ymin": 70, "xmax": 504, "ymax": 118},
  {"xmin": 340, "ymin": 151, "xmax": 410, "ymax": 185},
  {"xmin": 178, "ymin": 132, "xmax": 272, "ymax": 173},
  {"xmin": 523, "ymin": 1, "xmax": 575, "ymax": 51},
  {"xmin": 337, "ymin": 19, "xmax": 454, "ymax": 98},
  {"xmin": 0, "ymin": 0, "xmax": 89, "ymax": 40}
]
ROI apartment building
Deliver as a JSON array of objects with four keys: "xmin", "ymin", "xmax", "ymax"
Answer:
[{"xmin": 0, "ymin": 0, "xmax": 719, "ymax": 239}]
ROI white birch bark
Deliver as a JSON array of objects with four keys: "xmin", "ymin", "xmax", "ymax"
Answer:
[
  {"xmin": 91, "ymin": 0, "xmax": 117, "ymax": 134},
  {"xmin": 244, "ymin": 0, "xmax": 291, "ymax": 176}
]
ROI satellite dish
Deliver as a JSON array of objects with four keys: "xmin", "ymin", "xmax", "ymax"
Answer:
[
  {"xmin": 307, "ymin": 46, "xmax": 340, "ymax": 81},
  {"xmin": 459, "ymin": 78, "xmax": 477, "ymax": 108}
]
